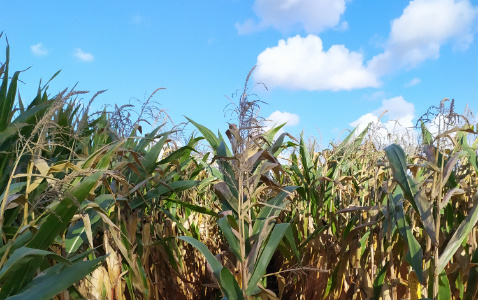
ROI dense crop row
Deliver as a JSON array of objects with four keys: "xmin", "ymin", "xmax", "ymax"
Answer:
[{"xmin": 1, "ymin": 38, "xmax": 478, "ymax": 299}]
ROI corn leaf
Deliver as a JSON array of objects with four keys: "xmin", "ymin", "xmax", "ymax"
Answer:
[
  {"xmin": 247, "ymin": 223, "xmax": 290, "ymax": 295},
  {"xmin": 178, "ymin": 236, "xmax": 243, "ymax": 300},
  {"xmin": 218, "ymin": 216, "xmax": 242, "ymax": 262},
  {"xmin": 437, "ymin": 193, "xmax": 478, "ymax": 274},
  {"xmin": 6, "ymin": 256, "xmax": 105, "ymax": 300},
  {"xmin": 394, "ymin": 193, "xmax": 425, "ymax": 284}
]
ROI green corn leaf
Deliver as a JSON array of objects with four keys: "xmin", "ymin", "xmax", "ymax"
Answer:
[
  {"xmin": 178, "ymin": 236, "xmax": 242, "ymax": 300},
  {"xmin": 283, "ymin": 224, "xmax": 300, "ymax": 264},
  {"xmin": 0, "ymin": 124, "xmax": 27, "ymax": 145},
  {"xmin": 299, "ymin": 134, "xmax": 312, "ymax": 183},
  {"xmin": 12, "ymin": 102, "xmax": 52, "ymax": 125},
  {"xmin": 437, "ymin": 193, "xmax": 478, "ymax": 275},
  {"xmin": 96, "ymin": 140, "xmax": 125, "ymax": 170},
  {"xmin": 0, "ymin": 230, "xmax": 32, "ymax": 259},
  {"xmin": 214, "ymin": 182, "xmax": 238, "ymax": 213},
  {"xmin": 394, "ymin": 194, "xmax": 424, "ymax": 284},
  {"xmin": 385, "ymin": 144, "xmax": 419, "ymax": 213},
  {"xmin": 163, "ymin": 197, "xmax": 218, "ymax": 218},
  {"xmin": 371, "ymin": 262, "xmax": 388, "ymax": 300},
  {"xmin": 218, "ymin": 267, "xmax": 244, "ymax": 300},
  {"xmin": 198, "ymin": 160, "xmax": 223, "ymax": 180},
  {"xmin": 352, "ymin": 124, "xmax": 370, "ymax": 148},
  {"xmin": 140, "ymin": 134, "xmax": 169, "ymax": 172},
  {"xmin": 65, "ymin": 194, "xmax": 115, "ymax": 255},
  {"xmin": 464, "ymin": 247, "xmax": 478, "ymax": 300},
  {"xmin": 464, "ymin": 146, "xmax": 478, "ymax": 175},
  {"xmin": 128, "ymin": 133, "xmax": 169, "ymax": 184},
  {"xmin": 0, "ymin": 46, "xmax": 20, "ymax": 132},
  {"xmin": 298, "ymin": 225, "xmax": 327, "ymax": 250},
  {"xmin": 158, "ymin": 146, "xmax": 198, "ymax": 164},
  {"xmin": 0, "ymin": 172, "xmax": 103, "ymax": 298},
  {"xmin": 251, "ymin": 186, "xmax": 297, "ymax": 237},
  {"xmin": 247, "ymin": 223, "xmax": 290, "ymax": 295},
  {"xmin": 338, "ymin": 126, "xmax": 358, "ymax": 148},
  {"xmin": 414, "ymin": 189, "xmax": 438, "ymax": 246},
  {"xmin": 264, "ymin": 123, "xmax": 286, "ymax": 144},
  {"xmin": 132, "ymin": 125, "xmax": 166, "ymax": 152},
  {"xmin": 218, "ymin": 216, "xmax": 242, "ymax": 262},
  {"xmin": 6, "ymin": 256, "xmax": 106, "ymax": 300},
  {"xmin": 270, "ymin": 132, "xmax": 289, "ymax": 156},
  {"xmin": 130, "ymin": 180, "xmax": 198, "ymax": 210},
  {"xmin": 0, "ymin": 247, "xmax": 72, "ymax": 283},
  {"xmin": 27, "ymin": 172, "xmax": 103, "ymax": 250},
  {"xmin": 437, "ymin": 270, "xmax": 451, "ymax": 300},
  {"xmin": 186, "ymin": 117, "xmax": 221, "ymax": 150},
  {"xmin": 421, "ymin": 120, "xmax": 434, "ymax": 145}
]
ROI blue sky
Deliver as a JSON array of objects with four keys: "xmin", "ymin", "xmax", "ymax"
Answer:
[{"xmin": 1, "ymin": 0, "xmax": 478, "ymax": 146}]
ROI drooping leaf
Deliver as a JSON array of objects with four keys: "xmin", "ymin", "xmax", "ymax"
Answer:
[
  {"xmin": 0, "ymin": 247, "xmax": 72, "ymax": 283},
  {"xmin": 394, "ymin": 193, "xmax": 425, "ymax": 284},
  {"xmin": 385, "ymin": 144, "xmax": 419, "ymax": 213},
  {"xmin": 6, "ymin": 256, "xmax": 106, "ymax": 300},
  {"xmin": 437, "ymin": 193, "xmax": 478, "ymax": 274},
  {"xmin": 178, "ymin": 236, "xmax": 243, "ymax": 299}
]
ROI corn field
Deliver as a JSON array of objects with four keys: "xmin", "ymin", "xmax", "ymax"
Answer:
[{"xmin": 1, "ymin": 36, "xmax": 478, "ymax": 300}]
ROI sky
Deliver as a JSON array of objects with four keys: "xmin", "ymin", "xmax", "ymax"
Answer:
[{"xmin": 1, "ymin": 0, "xmax": 478, "ymax": 147}]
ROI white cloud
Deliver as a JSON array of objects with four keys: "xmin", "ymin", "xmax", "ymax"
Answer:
[
  {"xmin": 350, "ymin": 96, "xmax": 416, "ymax": 144},
  {"xmin": 266, "ymin": 111, "xmax": 300, "ymax": 127},
  {"xmin": 254, "ymin": 0, "xmax": 477, "ymax": 92},
  {"xmin": 237, "ymin": 0, "xmax": 346, "ymax": 34},
  {"xmin": 255, "ymin": 35, "xmax": 380, "ymax": 91},
  {"xmin": 369, "ymin": 0, "xmax": 477, "ymax": 75},
  {"xmin": 405, "ymin": 77, "xmax": 421, "ymax": 87},
  {"xmin": 73, "ymin": 48, "xmax": 94, "ymax": 62},
  {"xmin": 372, "ymin": 96, "xmax": 415, "ymax": 122},
  {"xmin": 30, "ymin": 43, "xmax": 48, "ymax": 56},
  {"xmin": 334, "ymin": 21, "xmax": 349, "ymax": 32},
  {"xmin": 264, "ymin": 110, "xmax": 300, "ymax": 135},
  {"xmin": 350, "ymin": 113, "xmax": 380, "ymax": 134}
]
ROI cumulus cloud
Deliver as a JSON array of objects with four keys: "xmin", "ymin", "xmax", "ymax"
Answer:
[
  {"xmin": 369, "ymin": 0, "xmax": 477, "ymax": 75},
  {"xmin": 264, "ymin": 110, "xmax": 300, "ymax": 135},
  {"xmin": 350, "ymin": 96, "xmax": 416, "ymax": 144},
  {"xmin": 254, "ymin": 0, "xmax": 477, "ymax": 92},
  {"xmin": 73, "ymin": 48, "xmax": 94, "ymax": 62},
  {"xmin": 405, "ymin": 77, "xmax": 421, "ymax": 87},
  {"xmin": 255, "ymin": 35, "xmax": 380, "ymax": 91},
  {"xmin": 236, "ymin": 0, "xmax": 346, "ymax": 34},
  {"xmin": 30, "ymin": 43, "xmax": 48, "ymax": 56}
]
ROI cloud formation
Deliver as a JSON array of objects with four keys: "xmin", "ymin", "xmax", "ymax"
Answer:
[
  {"xmin": 73, "ymin": 48, "xmax": 94, "ymax": 62},
  {"xmin": 254, "ymin": 0, "xmax": 477, "ymax": 92},
  {"xmin": 30, "ymin": 43, "xmax": 48, "ymax": 56},
  {"xmin": 255, "ymin": 35, "xmax": 380, "ymax": 91},
  {"xmin": 264, "ymin": 110, "xmax": 300, "ymax": 135},
  {"xmin": 369, "ymin": 0, "xmax": 477, "ymax": 75},
  {"xmin": 350, "ymin": 96, "xmax": 416, "ymax": 142},
  {"xmin": 236, "ymin": 0, "xmax": 346, "ymax": 34}
]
